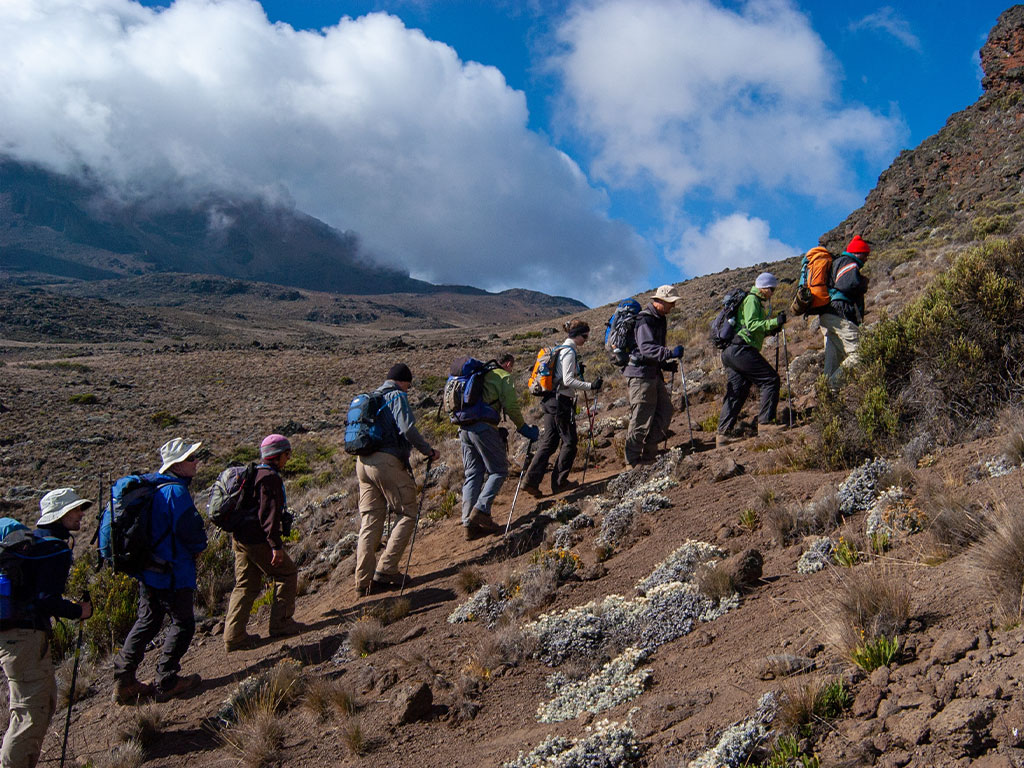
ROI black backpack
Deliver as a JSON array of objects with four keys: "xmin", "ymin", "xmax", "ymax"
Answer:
[
  {"xmin": 0, "ymin": 522, "xmax": 71, "ymax": 622},
  {"xmin": 604, "ymin": 299, "xmax": 643, "ymax": 367},
  {"xmin": 207, "ymin": 463, "xmax": 259, "ymax": 532},
  {"xmin": 709, "ymin": 289, "xmax": 749, "ymax": 349},
  {"xmin": 98, "ymin": 474, "xmax": 175, "ymax": 576}
]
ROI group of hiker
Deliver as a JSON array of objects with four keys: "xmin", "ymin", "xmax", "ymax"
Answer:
[{"xmin": 0, "ymin": 236, "xmax": 870, "ymax": 766}]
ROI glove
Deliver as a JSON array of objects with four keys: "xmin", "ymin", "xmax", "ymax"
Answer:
[
  {"xmin": 776, "ymin": 312, "xmax": 787, "ymax": 327},
  {"xmin": 671, "ymin": 345, "xmax": 684, "ymax": 359},
  {"xmin": 518, "ymin": 424, "xmax": 540, "ymax": 441},
  {"xmin": 662, "ymin": 360, "xmax": 678, "ymax": 372},
  {"xmin": 591, "ymin": 377, "xmax": 604, "ymax": 392}
]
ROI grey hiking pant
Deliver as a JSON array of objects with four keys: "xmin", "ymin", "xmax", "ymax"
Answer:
[
  {"xmin": 719, "ymin": 342, "xmax": 780, "ymax": 434},
  {"xmin": 625, "ymin": 376, "xmax": 673, "ymax": 464},
  {"xmin": 459, "ymin": 423, "xmax": 508, "ymax": 523},
  {"xmin": 113, "ymin": 584, "xmax": 196, "ymax": 691}
]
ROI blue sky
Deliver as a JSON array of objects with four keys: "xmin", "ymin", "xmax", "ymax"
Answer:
[{"xmin": 0, "ymin": 0, "xmax": 1012, "ymax": 304}]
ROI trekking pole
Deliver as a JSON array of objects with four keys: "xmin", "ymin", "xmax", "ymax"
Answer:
[
  {"xmin": 60, "ymin": 589, "xmax": 90, "ymax": 768},
  {"xmin": 399, "ymin": 458, "xmax": 433, "ymax": 597},
  {"xmin": 504, "ymin": 440, "xmax": 536, "ymax": 537},
  {"xmin": 782, "ymin": 328, "xmax": 794, "ymax": 429},
  {"xmin": 663, "ymin": 369, "xmax": 676, "ymax": 450},
  {"xmin": 581, "ymin": 391, "xmax": 597, "ymax": 486},
  {"xmin": 678, "ymin": 357, "xmax": 696, "ymax": 453}
]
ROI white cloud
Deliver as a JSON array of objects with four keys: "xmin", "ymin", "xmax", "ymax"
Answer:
[
  {"xmin": 850, "ymin": 7, "xmax": 922, "ymax": 52},
  {"xmin": 669, "ymin": 213, "xmax": 796, "ymax": 277},
  {"xmin": 551, "ymin": 0, "xmax": 903, "ymax": 207},
  {"xmin": 0, "ymin": 0, "xmax": 649, "ymax": 303}
]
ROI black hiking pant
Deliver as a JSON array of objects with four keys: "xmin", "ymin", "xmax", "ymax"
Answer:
[
  {"xmin": 719, "ymin": 342, "xmax": 780, "ymax": 435},
  {"xmin": 525, "ymin": 394, "xmax": 577, "ymax": 491},
  {"xmin": 113, "ymin": 584, "xmax": 196, "ymax": 691}
]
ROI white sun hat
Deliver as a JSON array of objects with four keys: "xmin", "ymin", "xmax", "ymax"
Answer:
[
  {"xmin": 158, "ymin": 438, "xmax": 203, "ymax": 474},
  {"xmin": 38, "ymin": 488, "xmax": 92, "ymax": 526}
]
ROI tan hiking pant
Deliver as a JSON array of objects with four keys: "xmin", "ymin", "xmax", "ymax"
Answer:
[
  {"xmin": 224, "ymin": 540, "xmax": 297, "ymax": 645},
  {"xmin": 625, "ymin": 376, "xmax": 673, "ymax": 464},
  {"xmin": 355, "ymin": 452, "xmax": 418, "ymax": 591},
  {"xmin": 0, "ymin": 628, "xmax": 56, "ymax": 768},
  {"xmin": 820, "ymin": 313, "xmax": 860, "ymax": 389}
]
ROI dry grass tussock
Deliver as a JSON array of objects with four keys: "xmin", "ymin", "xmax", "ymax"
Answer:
[
  {"xmin": 457, "ymin": 566, "xmax": 485, "ymax": 595},
  {"xmin": 476, "ymin": 626, "xmax": 537, "ymax": 671},
  {"xmin": 56, "ymin": 653, "xmax": 98, "ymax": 709},
  {"xmin": 777, "ymin": 676, "xmax": 850, "ymax": 734},
  {"xmin": 1000, "ymin": 408, "xmax": 1024, "ymax": 465},
  {"xmin": 221, "ymin": 690, "xmax": 287, "ymax": 768},
  {"xmin": 104, "ymin": 740, "xmax": 145, "ymax": 768},
  {"xmin": 302, "ymin": 678, "xmax": 357, "ymax": 722},
  {"xmin": 763, "ymin": 486, "xmax": 841, "ymax": 545},
  {"xmin": 916, "ymin": 473, "xmax": 989, "ymax": 557},
  {"xmin": 116, "ymin": 704, "xmax": 163, "ymax": 749},
  {"xmin": 695, "ymin": 563, "xmax": 736, "ymax": 600},
  {"xmin": 362, "ymin": 596, "xmax": 410, "ymax": 626},
  {"xmin": 342, "ymin": 719, "xmax": 367, "ymax": 756},
  {"xmin": 348, "ymin": 617, "xmax": 386, "ymax": 656},
  {"xmin": 822, "ymin": 564, "xmax": 913, "ymax": 657},
  {"xmin": 969, "ymin": 501, "xmax": 1024, "ymax": 625}
]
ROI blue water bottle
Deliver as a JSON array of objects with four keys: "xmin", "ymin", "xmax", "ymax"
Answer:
[{"xmin": 0, "ymin": 572, "xmax": 11, "ymax": 621}]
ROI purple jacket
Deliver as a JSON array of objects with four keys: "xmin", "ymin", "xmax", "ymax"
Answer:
[{"xmin": 623, "ymin": 305, "xmax": 673, "ymax": 379}]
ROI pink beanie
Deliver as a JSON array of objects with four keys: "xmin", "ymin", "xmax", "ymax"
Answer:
[{"xmin": 260, "ymin": 434, "xmax": 291, "ymax": 459}]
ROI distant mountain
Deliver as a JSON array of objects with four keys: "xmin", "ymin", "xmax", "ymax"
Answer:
[
  {"xmin": 822, "ymin": 5, "xmax": 1024, "ymax": 251},
  {"xmin": 0, "ymin": 157, "xmax": 539, "ymax": 299}
]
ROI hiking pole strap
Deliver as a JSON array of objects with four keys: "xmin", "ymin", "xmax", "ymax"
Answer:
[
  {"xmin": 505, "ymin": 439, "xmax": 535, "ymax": 536},
  {"xmin": 399, "ymin": 458, "xmax": 433, "ymax": 597}
]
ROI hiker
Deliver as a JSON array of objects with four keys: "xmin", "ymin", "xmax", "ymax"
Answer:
[
  {"xmin": 624, "ymin": 285, "xmax": 684, "ymax": 467},
  {"xmin": 523, "ymin": 320, "xmax": 602, "ymax": 496},
  {"xmin": 821, "ymin": 235, "xmax": 870, "ymax": 388},
  {"xmin": 460, "ymin": 353, "xmax": 540, "ymax": 539},
  {"xmin": 112, "ymin": 438, "xmax": 208, "ymax": 704},
  {"xmin": 355, "ymin": 364, "xmax": 440, "ymax": 594},
  {"xmin": 0, "ymin": 489, "xmax": 92, "ymax": 768},
  {"xmin": 224, "ymin": 434, "xmax": 305, "ymax": 652},
  {"xmin": 716, "ymin": 273, "xmax": 787, "ymax": 447}
]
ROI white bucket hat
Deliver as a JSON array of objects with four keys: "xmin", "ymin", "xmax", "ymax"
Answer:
[
  {"xmin": 653, "ymin": 284, "xmax": 682, "ymax": 303},
  {"xmin": 159, "ymin": 438, "xmax": 203, "ymax": 474},
  {"xmin": 38, "ymin": 488, "xmax": 92, "ymax": 526}
]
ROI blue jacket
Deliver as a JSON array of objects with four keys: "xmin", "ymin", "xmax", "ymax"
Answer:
[
  {"xmin": 141, "ymin": 474, "xmax": 207, "ymax": 590},
  {"xmin": 375, "ymin": 380, "xmax": 433, "ymax": 464}
]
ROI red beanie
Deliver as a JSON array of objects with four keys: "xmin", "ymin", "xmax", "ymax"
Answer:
[{"xmin": 846, "ymin": 235, "xmax": 870, "ymax": 255}]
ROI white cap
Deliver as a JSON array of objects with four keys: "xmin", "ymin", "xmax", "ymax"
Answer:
[
  {"xmin": 38, "ymin": 488, "xmax": 92, "ymax": 526},
  {"xmin": 755, "ymin": 272, "xmax": 779, "ymax": 289},
  {"xmin": 653, "ymin": 284, "xmax": 682, "ymax": 303},
  {"xmin": 158, "ymin": 438, "xmax": 202, "ymax": 474}
]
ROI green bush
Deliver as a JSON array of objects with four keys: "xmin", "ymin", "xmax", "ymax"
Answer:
[
  {"xmin": 65, "ymin": 554, "xmax": 139, "ymax": 659},
  {"xmin": 972, "ymin": 215, "xmax": 1014, "ymax": 240},
  {"xmin": 197, "ymin": 530, "xmax": 236, "ymax": 615},
  {"xmin": 27, "ymin": 361, "xmax": 91, "ymax": 373},
  {"xmin": 511, "ymin": 330, "xmax": 544, "ymax": 340},
  {"xmin": 150, "ymin": 410, "xmax": 180, "ymax": 428},
  {"xmin": 68, "ymin": 393, "xmax": 98, "ymax": 405},
  {"xmin": 338, "ymin": 375, "xmax": 354, "ymax": 386},
  {"xmin": 419, "ymin": 374, "xmax": 446, "ymax": 393}
]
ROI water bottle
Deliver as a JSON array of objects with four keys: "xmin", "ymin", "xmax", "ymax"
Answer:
[{"xmin": 0, "ymin": 572, "xmax": 11, "ymax": 621}]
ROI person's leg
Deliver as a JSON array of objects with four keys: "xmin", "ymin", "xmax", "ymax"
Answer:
[
  {"xmin": 155, "ymin": 588, "xmax": 197, "ymax": 690},
  {"xmin": 266, "ymin": 551, "xmax": 298, "ymax": 633},
  {"xmin": 459, "ymin": 429, "xmax": 485, "ymax": 525},
  {"xmin": 470, "ymin": 426, "xmax": 509, "ymax": 515},
  {"xmin": 718, "ymin": 347, "xmax": 753, "ymax": 436},
  {"xmin": 113, "ymin": 583, "xmax": 166, "ymax": 682},
  {"xmin": 552, "ymin": 397, "xmax": 579, "ymax": 488},
  {"xmin": 625, "ymin": 378, "xmax": 657, "ymax": 465},
  {"xmin": 224, "ymin": 541, "xmax": 266, "ymax": 645},
  {"xmin": 375, "ymin": 455, "xmax": 420, "ymax": 577},
  {"xmin": 643, "ymin": 378, "xmax": 674, "ymax": 458},
  {"xmin": 835, "ymin": 318, "xmax": 861, "ymax": 376},
  {"xmin": 732, "ymin": 345, "xmax": 781, "ymax": 425},
  {"xmin": 819, "ymin": 312, "xmax": 846, "ymax": 388},
  {"xmin": 524, "ymin": 397, "xmax": 559, "ymax": 487},
  {"xmin": 354, "ymin": 456, "xmax": 388, "ymax": 592},
  {"xmin": 0, "ymin": 629, "xmax": 56, "ymax": 768}
]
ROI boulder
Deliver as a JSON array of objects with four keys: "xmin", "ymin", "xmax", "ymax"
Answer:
[
  {"xmin": 930, "ymin": 630, "xmax": 977, "ymax": 665},
  {"xmin": 720, "ymin": 548, "xmax": 762, "ymax": 591},
  {"xmin": 929, "ymin": 698, "xmax": 995, "ymax": 756},
  {"xmin": 391, "ymin": 680, "xmax": 433, "ymax": 725}
]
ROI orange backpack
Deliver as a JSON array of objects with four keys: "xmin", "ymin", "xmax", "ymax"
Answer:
[
  {"xmin": 791, "ymin": 247, "xmax": 833, "ymax": 315},
  {"xmin": 527, "ymin": 345, "xmax": 567, "ymax": 395}
]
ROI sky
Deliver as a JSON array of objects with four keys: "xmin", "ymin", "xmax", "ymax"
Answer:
[{"xmin": 0, "ymin": 0, "xmax": 1013, "ymax": 304}]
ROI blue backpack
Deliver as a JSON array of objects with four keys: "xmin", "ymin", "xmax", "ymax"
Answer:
[
  {"xmin": 344, "ymin": 392, "xmax": 392, "ymax": 455},
  {"xmin": 709, "ymin": 288, "xmax": 749, "ymax": 349},
  {"xmin": 604, "ymin": 298, "xmax": 642, "ymax": 367},
  {"xmin": 99, "ymin": 474, "xmax": 175, "ymax": 576},
  {"xmin": 443, "ymin": 357, "xmax": 501, "ymax": 426}
]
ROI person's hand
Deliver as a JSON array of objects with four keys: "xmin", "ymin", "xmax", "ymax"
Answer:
[
  {"xmin": 591, "ymin": 377, "xmax": 603, "ymax": 392},
  {"xmin": 518, "ymin": 424, "xmax": 540, "ymax": 441},
  {"xmin": 776, "ymin": 311, "xmax": 787, "ymax": 327},
  {"xmin": 671, "ymin": 345, "xmax": 684, "ymax": 358},
  {"xmin": 79, "ymin": 600, "xmax": 93, "ymax": 620},
  {"xmin": 270, "ymin": 548, "xmax": 284, "ymax": 567},
  {"xmin": 430, "ymin": 449, "xmax": 441, "ymax": 461}
]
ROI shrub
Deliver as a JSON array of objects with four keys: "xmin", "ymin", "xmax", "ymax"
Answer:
[
  {"xmin": 116, "ymin": 704, "xmax": 163, "ymax": 749},
  {"xmin": 64, "ymin": 556, "xmax": 139, "ymax": 658},
  {"xmin": 777, "ymin": 676, "xmax": 849, "ymax": 734},
  {"xmin": 695, "ymin": 563, "xmax": 736, "ymax": 600},
  {"xmin": 970, "ymin": 504, "xmax": 1024, "ymax": 624},
  {"xmin": 150, "ymin": 410, "xmax": 179, "ymax": 428},
  {"xmin": 833, "ymin": 536, "xmax": 860, "ymax": 567},
  {"xmin": 302, "ymin": 679, "xmax": 357, "ymax": 721},
  {"xmin": 917, "ymin": 474, "xmax": 988, "ymax": 556},
  {"xmin": 825, "ymin": 566, "xmax": 912, "ymax": 658},
  {"xmin": 851, "ymin": 634, "xmax": 900, "ymax": 672},
  {"xmin": 362, "ymin": 597, "xmax": 410, "ymax": 626},
  {"xmin": 348, "ymin": 617, "xmax": 386, "ymax": 657},
  {"xmin": 105, "ymin": 740, "xmax": 145, "ymax": 768},
  {"xmin": 68, "ymin": 393, "xmax": 98, "ymax": 405},
  {"xmin": 428, "ymin": 490, "xmax": 459, "ymax": 521},
  {"xmin": 227, "ymin": 444, "xmax": 260, "ymax": 464},
  {"xmin": 338, "ymin": 375, "xmax": 354, "ymax": 386},
  {"xmin": 221, "ymin": 692, "xmax": 287, "ymax": 768},
  {"xmin": 457, "ymin": 567, "xmax": 484, "ymax": 595},
  {"xmin": 196, "ymin": 531, "xmax": 235, "ymax": 615},
  {"xmin": 737, "ymin": 508, "xmax": 759, "ymax": 532},
  {"xmin": 342, "ymin": 720, "xmax": 366, "ymax": 756},
  {"xmin": 698, "ymin": 414, "xmax": 719, "ymax": 432}
]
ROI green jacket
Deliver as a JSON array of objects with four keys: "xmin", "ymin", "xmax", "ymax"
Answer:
[
  {"xmin": 736, "ymin": 287, "xmax": 781, "ymax": 352},
  {"xmin": 482, "ymin": 367, "xmax": 525, "ymax": 429}
]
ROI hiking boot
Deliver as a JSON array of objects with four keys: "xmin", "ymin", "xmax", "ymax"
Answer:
[
  {"xmin": 467, "ymin": 509, "xmax": 500, "ymax": 536},
  {"xmin": 156, "ymin": 673, "xmax": 201, "ymax": 701},
  {"xmin": 522, "ymin": 483, "xmax": 543, "ymax": 499},
  {"xmin": 112, "ymin": 677, "xmax": 156, "ymax": 706},
  {"xmin": 224, "ymin": 634, "xmax": 260, "ymax": 652},
  {"xmin": 269, "ymin": 619, "xmax": 307, "ymax": 638},
  {"xmin": 371, "ymin": 571, "xmax": 403, "ymax": 591},
  {"xmin": 716, "ymin": 433, "xmax": 741, "ymax": 448},
  {"xmin": 552, "ymin": 480, "xmax": 579, "ymax": 494}
]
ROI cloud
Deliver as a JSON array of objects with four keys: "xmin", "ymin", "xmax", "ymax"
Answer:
[
  {"xmin": 669, "ymin": 213, "xmax": 796, "ymax": 277},
  {"xmin": 550, "ymin": 0, "xmax": 903, "ymax": 207},
  {"xmin": 0, "ymin": 0, "xmax": 649, "ymax": 303},
  {"xmin": 850, "ymin": 7, "xmax": 922, "ymax": 52}
]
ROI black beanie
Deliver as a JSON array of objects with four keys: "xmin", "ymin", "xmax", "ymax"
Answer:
[{"xmin": 387, "ymin": 363, "xmax": 413, "ymax": 383}]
